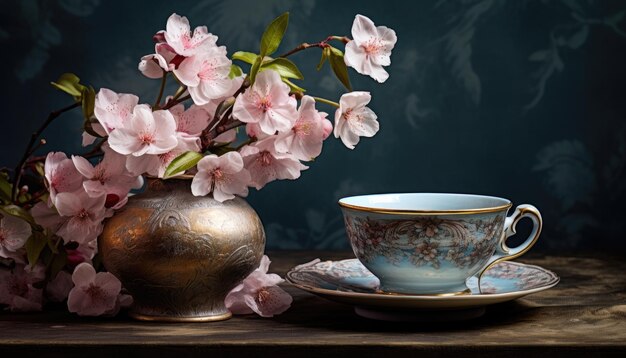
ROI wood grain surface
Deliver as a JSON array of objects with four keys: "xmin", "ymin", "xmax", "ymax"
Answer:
[{"xmin": 1, "ymin": 251, "xmax": 625, "ymax": 358}]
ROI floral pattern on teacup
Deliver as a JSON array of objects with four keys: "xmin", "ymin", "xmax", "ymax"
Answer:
[{"xmin": 344, "ymin": 215, "xmax": 505, "ymax": 269}]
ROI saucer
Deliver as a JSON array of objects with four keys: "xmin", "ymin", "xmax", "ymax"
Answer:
[{"xmin": 286, "ymin": 258, "xmax": 559, "ymax": 321}]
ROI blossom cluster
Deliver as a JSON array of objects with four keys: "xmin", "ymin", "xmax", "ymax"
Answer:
[{"xmin": 0, "ymin": 12, "xmax": 396, "ymax": 317}]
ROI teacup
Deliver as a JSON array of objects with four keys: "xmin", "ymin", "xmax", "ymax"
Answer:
[{"xmin": 338, "ymin": 193, "xmax": 542, "ymax": 295}]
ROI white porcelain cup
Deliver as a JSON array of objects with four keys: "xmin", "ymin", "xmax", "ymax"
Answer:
[{"xmin": 338, "ymin": 193, "xmax": 542, "ymax": 295}]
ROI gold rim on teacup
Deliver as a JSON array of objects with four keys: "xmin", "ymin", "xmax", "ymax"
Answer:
[{"xmin": 338, "ymin": 193, "xmax": 512, "ymax": 216}]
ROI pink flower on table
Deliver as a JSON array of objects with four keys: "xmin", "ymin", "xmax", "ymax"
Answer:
[
  {"xmin": 67, "ymin": 263, "xmax": 123, "ymax": 316},
  {"xmin": 44, "ymin": 152, "xmax": 84, "ymax": 204},
  {"xmin": 174, "ymin": 46, "xmax": 234, "ymax": 105},
  {"xmin": 344, "ymin": 14, "xmax": 397, "ymax": 83},
  {"xmin": 54, "ymin": 189, "xmax": 106, "ymax": 245},
  {"xmin": 240, "ymin": 137, "xmax": 307, "ymax": 190},
  {"xmin": 0, "ymin": 263, "xmax": 45, "ymax": 312},
  {"xmin": 72, "ymin": 145, "xmax": 143, "ymax": 208},
  {"xmin": 225, "ymin": 255, "xmax": 292, "ymax": 317},
  {"xmin": 46, "ymin": 271, "xmax": 73, "ymax": 302},
  {"xmin": 191, "ymin": 152, "xmax": 251, "ymax": 202},
  {"xmin": 275, "ymin": 95, "xmax": 330, "ymax": 161},
  {"xmin": 163, "ymin": 13, "xmax": 218, "ymax": 57},
  {"xmin": 333, "ymin": 92, "xmax": 379, "ymax": 149},
  {"xmin": 125, "ymin": 135, "xmax": 199, "ymax": 178},
  {"xmin": 0, "ymin": 214, "xmax": 31, "ymax": 260},
  {"xmin": 233, "ymin": 70, "xmax": 298, "ymax": 135},
  {"xmin": 107, "ymin": 104, "xmax": 178, "ymax": 156},
  {"xmin": 138, "ymin": 43, "xmax": 178, "ymax": 79},
  {"xmin": 94, "ymin": 88, "xmax": 139, "ymax": 135}
]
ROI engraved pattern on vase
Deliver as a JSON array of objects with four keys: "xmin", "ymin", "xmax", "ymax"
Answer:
[{"xmin": 99, "ymin": 178, "xmax": 265, "ymax": 319}]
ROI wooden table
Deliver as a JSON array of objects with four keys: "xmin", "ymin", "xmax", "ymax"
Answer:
[{"xmin": 1, "ymin": 251, "xmax": 625, "ymax": 357}]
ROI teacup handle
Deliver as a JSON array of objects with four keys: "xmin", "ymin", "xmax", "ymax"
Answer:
[{"xmin": 477, "ymin": 204, "xmax": 543, "ymax": 292}]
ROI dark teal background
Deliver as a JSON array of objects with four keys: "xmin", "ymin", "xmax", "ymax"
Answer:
[{"xmin": 2, "ymin": 0, "xmax": 625, "ymax": 252}]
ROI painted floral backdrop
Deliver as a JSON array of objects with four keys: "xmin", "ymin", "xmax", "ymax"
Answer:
[{"xmin": 2, "ymin": 0, "xmax": 625, "ymax": 252}]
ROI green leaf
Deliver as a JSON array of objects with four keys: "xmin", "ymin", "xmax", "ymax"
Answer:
[
  {"xmin": 229, "ymin": 64, "xmax": 243, "ymax": 79},
  {"xmin": 317, "ymin": 47, "xmax": 331, "ymax": 71},
  {"xmin": 260, "ymin": 12, "xmax": 289, "ymax": 56},
  {"xmin": 163, "ymin": 151, "xmax": 203, "ymax": 178},
  {"xmin": 249, "ymin": 55, "xmax": 263, "ymax": 84},
  {"xmin": 0, "ymin": 172, "xmax": 12, "ymax": 204},
  {"xmin": 328, "ymin": 47, "xmax": 352, "ymax": 91},
  {"xmin": 0, "ymin": 205, "xmax": 36, "ymax": 226},
  {"xmin": 261, "ymin": 58, "xmax": 304, "ymax": 80},
  {"xmin": 50, "ymin": 73, "xmax": 85, "ymax": 100},
  {"xmin": 25, "ymin": 231, "xmax": 48, "ymax": 267},
  {"xmin": 282, "ymin": 78, "xmax": 306, "ymax": 94},
  {"xmin": 232, "ymin": 51, "xmax": 258, "ymax": 65},
  {"xmin": 81, "ymin": 85, "xmax": 96, "ymax": 120}
]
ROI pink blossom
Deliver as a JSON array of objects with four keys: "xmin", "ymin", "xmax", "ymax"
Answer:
[
  {"xmin": 72, "ymin": 145, "xmax": 142, "ymax": 207},
  {"xmin": 0, "ymin": 214, "xmax": 31, "ymax": 259},
  {"xmin": 322, "ymin": 117, "xmax": 333, "ymax": 139},
  {"xmin": 55, "ymin": 189, "xmax": 106, "ymax": 244},
  {"xmin": 169, "ymin": 103, "xmax": 211, "ymax": 138},
  {"xmin": 225, "ymin": 255, "xmax": 292, "ymax": 317},
  {"xmin": 344, "ymin": 14, "xmax": 397, "ymax": 83},
  {"xmin": 240, "ymin": 137, "xmax": 307, "ymax": 190},
  {"xmin": 44, "ymin": 152, "xmax": 83, "ymax": 204},
  {"xmin": 333, "ymin": 92, "xmax": 379, "ymax": 149},
  {"xmin": 191, "ymin": 152, "xmax": 250, "ymax": 202},
  {"xmin": 46, "ymin": 271, "xmax": 73, "ymax": 302},
  {"xmin": 138, "ymin": 43, "xmax": 178, "ymax": 79},
  {"xmin": 174, "ymin": 46, "xmax": 234, "ymax": 105},
  {"xmin": 0, "ymin": 263, "xmax": 44, "ymax": 312},
  {"xmin": 275, "ymin": 96, "xmax": 329, "ymax": 161},
  {"xmin": 67, "ymin": 263, "xmax": 123, "ymax": 316},
  {"xmin": 125, "ymin": 135, "xmax": 199, "ymax": 178},
  {"xmin": 245, "ymin": 123, "xmax": 270, "ymax": 140},
  {"xmin": 65, "ymin": 238, "xmax": 98, "ymax": 266},
  {"xmin": 164, "ymin": 13, "xmax": 218, "ymax": 57},
  {"xmin": 233, "ymin": 70, "xmax": 298, "ymax": 135},
  {"xmin": 94, "ymin": 88, "xmax": 139, "ymax": 135},
  {"xmin": 108, "ymin": 104, "xmax": 178, "ymax": 156},
  {"xmin": 81, "ymin": 122, "xmax": 106, "ymax": 147},
  {"xmin": 214, "ymin": 129, "xmax": 237, "ymax": 143},
  {"xmin": 31, "ymin": 202, "xmax": 66, "ymax": 235}
]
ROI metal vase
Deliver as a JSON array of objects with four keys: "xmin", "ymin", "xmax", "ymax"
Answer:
[{"xmin": 99, "ymin": 177, "xmax": 265, "ymax": 322}]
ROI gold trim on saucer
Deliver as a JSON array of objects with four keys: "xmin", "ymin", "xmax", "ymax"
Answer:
[
  {"xmin": 375, "ymin": 288, "xmax": 472, "ymax": 297},
  {"xmin": 338, "ymin": 200, "xmax": 512, "ymax": 216}
]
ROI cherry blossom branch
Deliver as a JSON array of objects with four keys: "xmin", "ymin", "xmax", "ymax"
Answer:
[
  {"xmin": 26, "ymin": 138, "xmax": 105, "ymax": 165},
  {"xmin": 278, "ymin": 36, "xmax": 350, "ymax": 58},
  {"xmin": 312, "ymin": 96, "xmax": 339, "ymax": 108},
  {"xmin": 153, "ymin": 71, "xmax": 168, "ymax": 108},
  {"xmin": 215, "ymin": 119, "xmax": 244, "ymax": 135},
  {"xmin": 162, "ymin": 94, "xmax": 191, "ymax": 110},
  {"xmin": 12, "ymin": 101, "xmax": 81, "ymax": 202},
  {"xmin": 171, "ymin": 85, "xmax": 187, "ymax": 102},
  {"xmin": 201, "ymin": 79, "xmax": 250, "ymax": 150}
]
